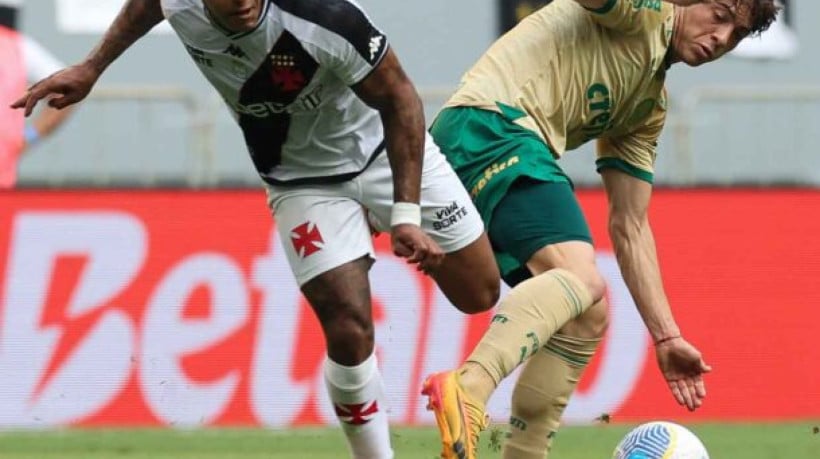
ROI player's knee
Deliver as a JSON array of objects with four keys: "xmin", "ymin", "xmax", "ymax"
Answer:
[
  {"xmin": 576, "ymin": 267, "xmax": 606, "ymax": 305},
  {"xmin": 323, "ymin": 307, "xmax": 375, "ymax": 365},
  {"xmin": 454, "ymin": 276, "xmax": 500, "ymax": 314},
  {"xmin": 574, "ymin": 299, "xmax": 609, "ymax": 339}
]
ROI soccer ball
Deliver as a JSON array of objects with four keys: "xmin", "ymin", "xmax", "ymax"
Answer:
[{"xmin": 612, "ymin": 421, "xmax": 709, "ymax": 459}]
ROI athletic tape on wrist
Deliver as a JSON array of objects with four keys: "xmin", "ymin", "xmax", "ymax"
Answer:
[{"xmin": 390, "ymin": 202, "xmax": 421, "ymax": 227}]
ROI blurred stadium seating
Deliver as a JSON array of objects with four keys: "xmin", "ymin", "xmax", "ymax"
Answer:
[{"xmin": 15, "ymin": 0, "xmax": 820, "ymax": 188}]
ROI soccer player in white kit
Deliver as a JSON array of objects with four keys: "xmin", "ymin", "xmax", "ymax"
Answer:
[{"xmin": 12, "ymin": 1, "xmax": 501, "ymax": 457}]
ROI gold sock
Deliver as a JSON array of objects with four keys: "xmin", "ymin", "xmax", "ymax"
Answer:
[
  {"xmin": 458, "ymin": 269, "xmax": 594, "ymax": 406},
  {"xmin": 501, "ymin": 333, "xmax": 601, "ymax": 459}
]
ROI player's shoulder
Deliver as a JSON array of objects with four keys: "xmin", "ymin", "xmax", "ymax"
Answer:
[
  {"xmin": 160, "ymin": 0, "xmax": 201, "ymax": 21},
  {"xmin": 273, "ymin": 0, "xmax": 373, "ymax": 30},
  {"xmin": 273, "ymin": 0, "xmax": 387, "ymax": 66},
  {"xmin": 160, "ymin": 0, "xmax": 195, "ymax": 13}
]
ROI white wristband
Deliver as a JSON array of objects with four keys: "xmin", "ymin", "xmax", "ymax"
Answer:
[{"xmin": 390, "ymin": 202, "xmax": 421, "ymax": 227}]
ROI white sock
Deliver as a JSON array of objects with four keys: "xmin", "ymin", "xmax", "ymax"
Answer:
[{"xmin": 324, "ymin": 353, "xmax": 394, "ymax": 459}]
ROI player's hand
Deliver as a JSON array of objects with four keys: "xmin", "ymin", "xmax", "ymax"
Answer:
[
  {"xmin": 654, "ymin": 336, "xmax": 712, "ymax": 411},
  {"xmin": 10, "ymin": 63, "xmax": 100, "ymax": 116},
  {"xmin": 391, "ymin": 224, "xmax": 444, "ymax": 274}
]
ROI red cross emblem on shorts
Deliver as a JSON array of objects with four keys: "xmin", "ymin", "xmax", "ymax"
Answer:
[
  {"xmin": 334, "ymin": 401, "xmax": 380, "ymax": 425},
  {"xmin": 290, "ymin": 221, "xmax": 324, "ymax": 258}
]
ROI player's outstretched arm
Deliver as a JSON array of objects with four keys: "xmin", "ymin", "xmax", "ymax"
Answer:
[
  {"xmin": 11, "ymin": 0, "xmax": 164, "ymax": 116},
  {"xmin": 601, "ymin": 169, "xmax": 712, "ymax": 411},
  {"xmin": 352, "ymin": 48, "xmax": 444, "ymax": 272}
]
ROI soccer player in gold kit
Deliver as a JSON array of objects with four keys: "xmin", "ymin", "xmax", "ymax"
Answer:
[{"xmin": 422, "ymin": 0, "xmax": 780, "ymax": 458}]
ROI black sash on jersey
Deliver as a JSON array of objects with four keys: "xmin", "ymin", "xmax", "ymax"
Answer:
[{"xmin": 261, "ymin": 139, "xmax": 386, "ymax": 187}]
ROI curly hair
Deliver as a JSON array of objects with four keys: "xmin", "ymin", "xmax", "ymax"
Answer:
[{"xmin": 745, "ymin": 0, "xmax": 782, "ymax": 36}]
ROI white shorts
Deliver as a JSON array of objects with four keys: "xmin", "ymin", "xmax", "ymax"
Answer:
[{"xmin": 265, "ymin": 135, "xmax": 484, "ymax": 286}]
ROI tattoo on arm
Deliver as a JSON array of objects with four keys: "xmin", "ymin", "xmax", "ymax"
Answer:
[
  {"xmin": 85, "ymin": 0, "xmax": 165, "ymax": 74},
  {"xmin": 353, "ymin": 48, "xmax": 425, "ymax": 204}
]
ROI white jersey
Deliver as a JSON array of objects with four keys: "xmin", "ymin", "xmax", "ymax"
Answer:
[{"xmin": 161, "ymin": 0, "xmax": 389, "ymax": 185}]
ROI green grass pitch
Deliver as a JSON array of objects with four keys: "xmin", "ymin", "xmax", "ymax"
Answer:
[{"xmin": 0, "ymin": 423, "xmax": 816, "ymax": 458}]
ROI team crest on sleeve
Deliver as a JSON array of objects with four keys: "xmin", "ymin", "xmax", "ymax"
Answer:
[{"xmin": 291, "ymin": 221, "xmax": 324, "ymax": 258}]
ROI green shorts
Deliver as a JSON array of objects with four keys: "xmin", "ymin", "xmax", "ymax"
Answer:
[
  {"xmin": 430, "ymin": 106, "xmax": 592, "ymax": 286},
  {"xmin": 489, "ymin": 179, "xmax": 592, "ymax": 286}
]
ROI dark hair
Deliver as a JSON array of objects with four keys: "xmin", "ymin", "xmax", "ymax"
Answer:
[
  {"xmin": 747, "ymin": 0, "xmax": 781, "ymax": 36},
  {"xmin": 0, "ymin": 5, "xmax": 17, "ymax": 30}
]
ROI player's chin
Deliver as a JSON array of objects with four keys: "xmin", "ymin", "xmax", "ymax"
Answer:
[
  {"xmin": 682, "ymin": 54, "xmax": 709, "ymax": 67},
  {"xmin": 225, "ymin": 19, "xmax": 257, "ymax": 33}
]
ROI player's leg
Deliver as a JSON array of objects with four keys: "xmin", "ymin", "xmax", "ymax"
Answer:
[
  {"xmin": 303, "ymin": 257, "xmax": 395, "ymax": 459},
  {"xmin": 464, "ymin": 178, "xmax": 608, "ymax": 459},
  {"xmin": 502, "ymin": 301, "xmax": 607, "ymax": 458},
  {"xmin": 418, "ymin": 136, "xmax": 500, "ymax": 313},
  {"xmin": 430, "ymin": 232, "xmax": 499, "ymax": 313},
  {"xmin": 452, "ymin": 179, "xmax": 606, "ymax": 407},
  {"xmin": 267, "ymin": 185, "xmax": 393, "ymax": 459},
  {"xmin": 361, "ymin": 136, "xmax": 500, "ymax": 314},
  {"xmin": 421, "ymin": 107, "xmax": 603, "ymax": 459}
]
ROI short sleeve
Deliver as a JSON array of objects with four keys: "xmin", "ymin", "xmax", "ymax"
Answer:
[
  {"xmin": 584, "ymin": 0, "xmax": 671, "ymax": 36},
  {"xmin": 595, "ymin": 96, "xmax": 666, "ymax": 183},
  {"xmin": 276, "ymin": 0, "xmax": 388, "ymax": 86}
]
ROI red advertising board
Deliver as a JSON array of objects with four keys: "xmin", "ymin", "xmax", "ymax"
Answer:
[{"xmin": 0, "ymin": 189, "xmax": 817, "ymax": 427}]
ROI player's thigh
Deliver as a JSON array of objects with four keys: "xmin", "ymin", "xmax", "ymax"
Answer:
[
  {"xmin": 489, "ymin": 179, "xmax": 601, "ymax": 294},
  {"xmin": 265, "ymin": 184, "xmax": 375, "ymax": 292},
  {"xmin": 360, "ymin": 137, "xmax": 500, "ymax": 313},
  {"xmin": 361, "ymin": 136, "xmax": 486, "ymax": 254},
  {"xmin": 432, "ymin": 232, "xmax": 500, "ymax": 313},
  {"xmin": 419, "ymin": 140, "xmax": 500, "ymax": 312}
]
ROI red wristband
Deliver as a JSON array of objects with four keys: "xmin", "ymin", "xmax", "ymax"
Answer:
[{"xmin": 654, "ymin": 335, "xmax": 681, "ymax": 346}]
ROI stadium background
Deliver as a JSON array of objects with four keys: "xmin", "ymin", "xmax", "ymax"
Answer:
[{"xmin": 2, "ymin": 0, "xmax": 819, "ymax": 457}]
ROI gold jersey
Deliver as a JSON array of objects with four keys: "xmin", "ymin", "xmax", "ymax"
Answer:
[{"xmin": 445, "ymin": 0, "xmax": 675, "ymax": 180}]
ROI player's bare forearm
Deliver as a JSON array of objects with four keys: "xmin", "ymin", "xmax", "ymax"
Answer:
[
  {"xmin": 380, "ymin": 87, "xmax": 425, "ymax": 204},
  {"xmin": 10, "ymin": 0, "xmax": 163, "ymax": 116},
  {"xmin": 601, "ymin": 169, "xmax": 681, "ymax": 342},
  {"xmin": 84, "ymin": 0, "xmax": 164, "ymax": 74},
  {"xmin": 353, "ymin": 48, "xmax": 424, "ymax": 204},
  {"xmin": 610, "ymin": 216, "xmax": 680, "ymax": 340}
]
